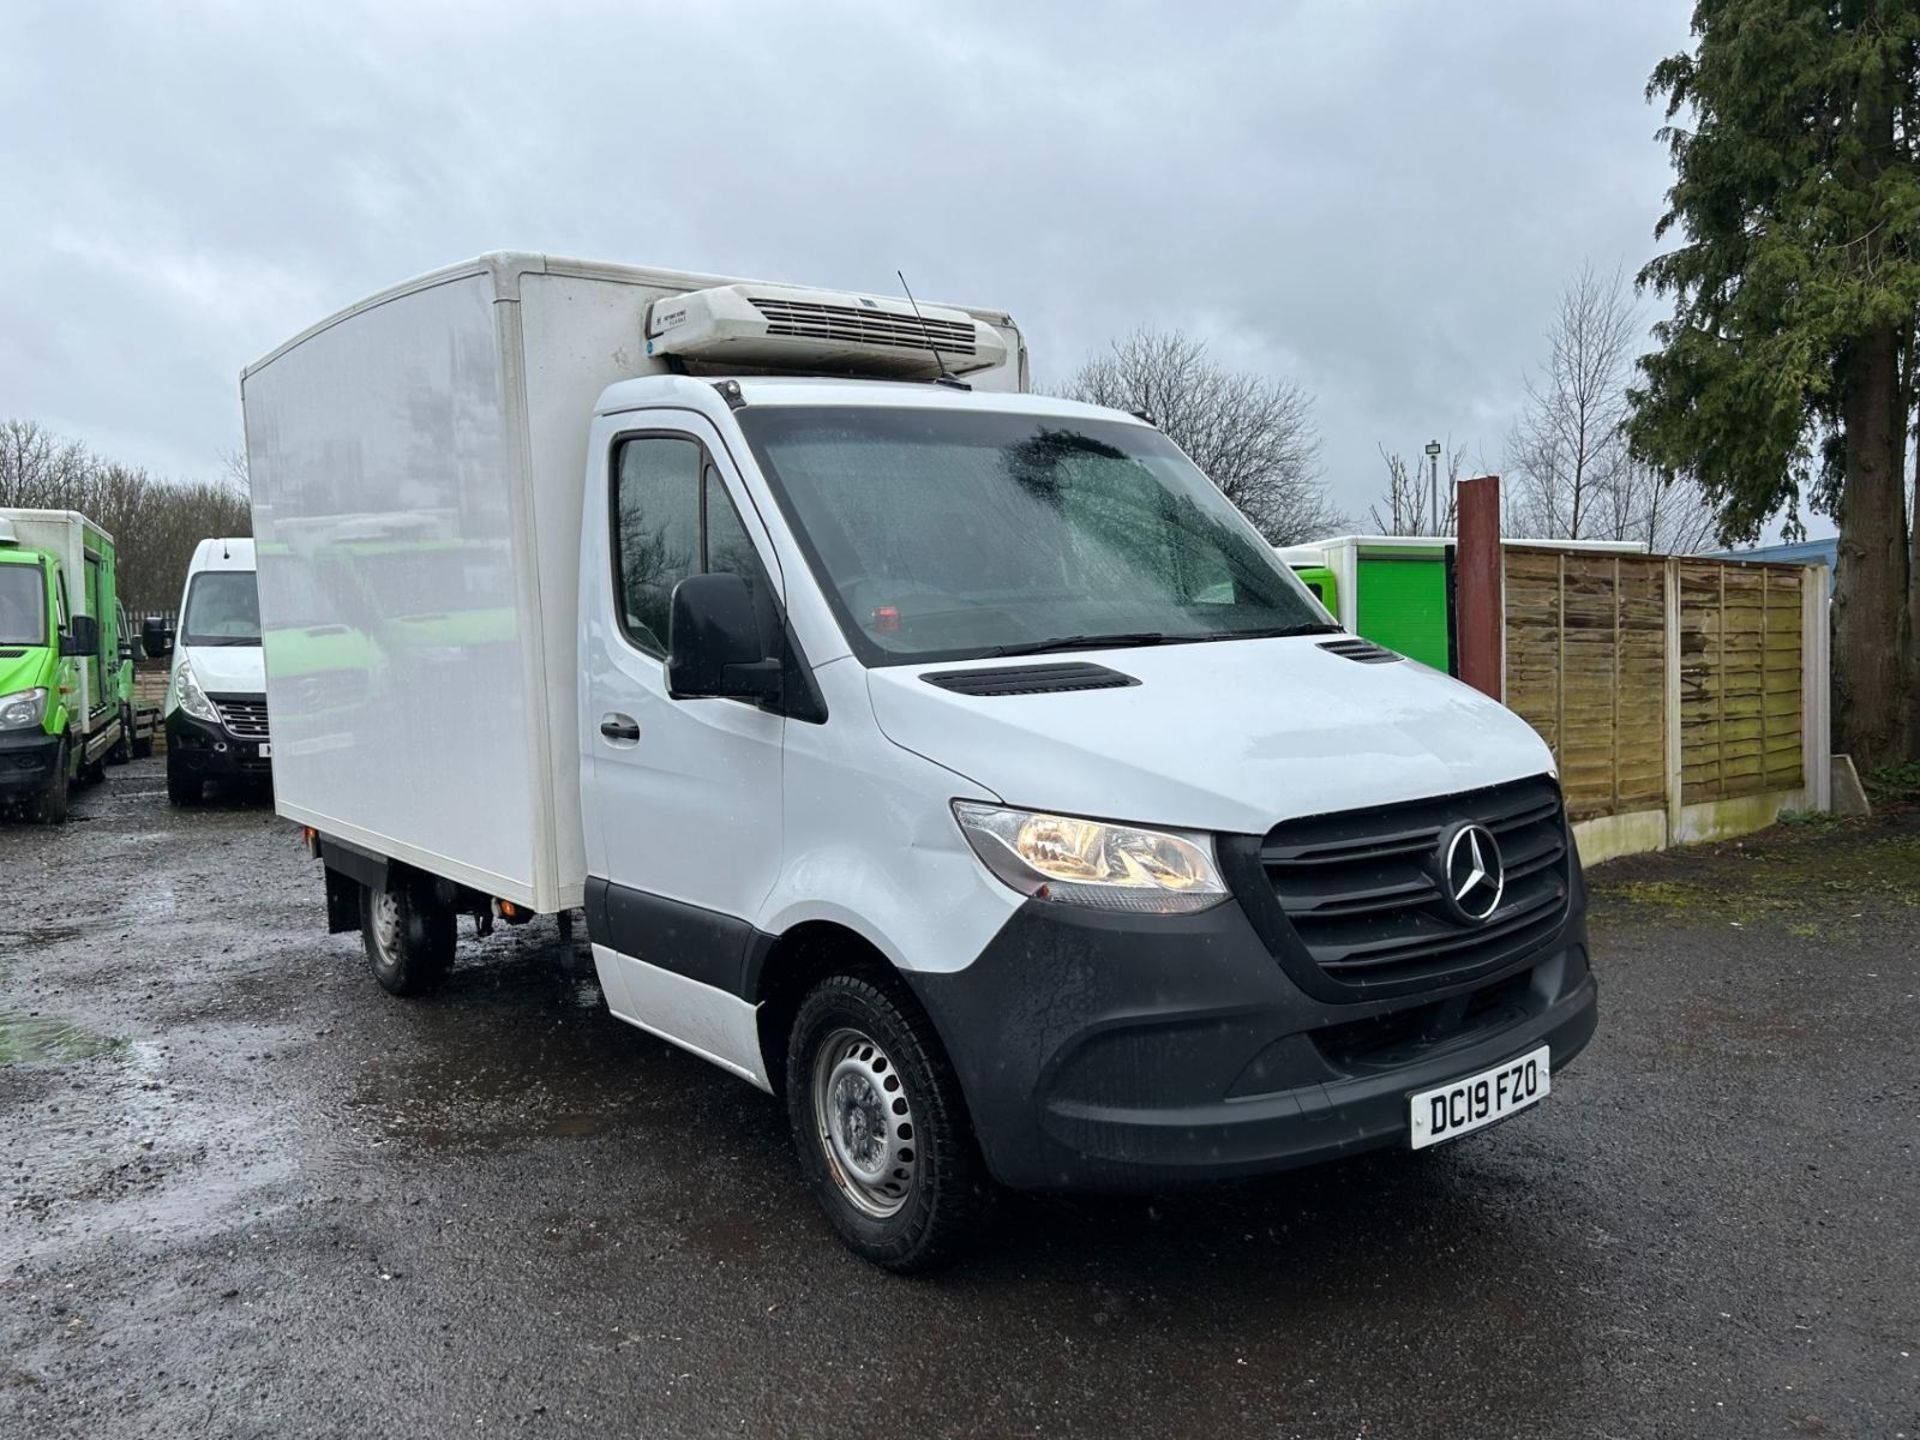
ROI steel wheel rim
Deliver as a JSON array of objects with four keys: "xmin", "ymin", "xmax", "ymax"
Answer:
[
  {"xmin": 811, "ymin": 1027, "xmax": 917, "ymax": 1219},
  {"xmin": 370, "ymin": 888, "xmax": 402, "ymax": 966}
]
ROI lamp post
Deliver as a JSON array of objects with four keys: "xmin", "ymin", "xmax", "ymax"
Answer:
[{"xmin": 1425, "ymin": 440, "xmax": 1442, "ymax": 535}]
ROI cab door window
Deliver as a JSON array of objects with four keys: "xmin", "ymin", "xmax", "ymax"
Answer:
[{"xmin": 611, "ymin": 435, "xmax": 763, "ymax": 659}]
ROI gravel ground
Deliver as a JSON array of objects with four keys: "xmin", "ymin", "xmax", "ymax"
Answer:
[{"xmin": 1, "ymin": 757, "xmax": 1915, "ymax": 1439}]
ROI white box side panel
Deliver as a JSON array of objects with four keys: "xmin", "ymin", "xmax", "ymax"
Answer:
[
  {"xmin": 245, "ymin": 272, "xmax": 543, "ymax": 901},
  {"xmin": 516, "ymin": 271, "xmax": 679, "ymax": 897}
]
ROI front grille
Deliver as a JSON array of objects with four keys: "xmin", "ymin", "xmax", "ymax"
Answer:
[
  {"xmin": 1260, "ymin": 775, "xmax": 1570, "ymax": 996},
  {"xmin": 210, "ymin": 694, "xmax": 269, "ymax": 740},
  {"xmin": 749, "ymin": 297, "xmax": 978, "ymax": 356}
]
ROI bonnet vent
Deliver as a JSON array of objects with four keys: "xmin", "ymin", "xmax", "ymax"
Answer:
[
  {"xmin": 922, "ymin": 662, "xmax": 1140, "ymax": 697},
  {"xmin": 1318, "ymin": 637, "xmax": 1402, "ymax": 664}
]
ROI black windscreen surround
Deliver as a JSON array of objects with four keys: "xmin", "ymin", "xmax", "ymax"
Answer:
[{"xmin": 735, "ymin": 406, "xmax": 1332, "ymax": 666}]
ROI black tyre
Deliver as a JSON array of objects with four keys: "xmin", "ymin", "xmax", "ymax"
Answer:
[
  {"xmin": 786, "ymin": 974, "xmax": 992, "ymax": 1273},
  {"xmin": 108, "ymin": 707, "xmax": 132, "ymax": 765},
  {"xmin": 360, "ymin": 874, "xmax": 455, "ymax": 997},
  {"xmin": 31, "ymin": 741, "xmax": 70, "ymax": 825},
  {"xmin": 166, "ymin": 753, "xmax": 202, "ymax": 807}
]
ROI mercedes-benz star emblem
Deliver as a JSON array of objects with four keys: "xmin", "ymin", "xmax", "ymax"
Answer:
[{"xmin": 1441, "ymin": 823, "xmax": 1505, "ymax": 922}]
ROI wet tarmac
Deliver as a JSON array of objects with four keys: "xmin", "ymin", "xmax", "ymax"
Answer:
[{"xmin": 2, "ymin": 757, "xmax": 1916, "ymax": 1438}]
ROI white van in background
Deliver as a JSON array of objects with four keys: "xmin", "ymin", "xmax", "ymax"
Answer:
[
  {"xmin": 243, "ymin": 254, "xmax": 1594, "ymax": 1270},
  {"xmin": 164, "ymin": 537, "xmax": 269, "ymax": 805}
]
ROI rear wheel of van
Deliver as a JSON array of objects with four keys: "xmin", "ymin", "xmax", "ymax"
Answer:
[
  {"xmin": 108, "ymin": 707, "xmax": 133, "ymax": 765},
  {"xmin": 166, "ymin": 754, "xmax": 202, "ymax": 807},
  {"xmin": 360, "ymin": 875, "xmax": 455, "ymax": 997},
  {"xmin": 786, "ymin": 975, "xmax": 991, "ymax": 1273},
  {"xmin": 32, "ymin": 741, "xmax": 70, "ymax": 825}
]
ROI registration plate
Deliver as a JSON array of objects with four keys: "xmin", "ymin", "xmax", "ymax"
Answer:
[
  {"xmin": 1408, "ymin": 1045, "xmax": 1550, "ymax": 1149},
  {"xmin": 258, "ymin": 742, "xmax": 273, "ymax": 759}
]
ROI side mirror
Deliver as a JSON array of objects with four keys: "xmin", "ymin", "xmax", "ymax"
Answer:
[
  {"xmin": 61, "ymin": 614, "xmax": 100, "ymax": 657},
  {"xmin": 666, "ymin": 573, "xmax": 780, "ymax": 704},
  {"xmin": 142, "ymin": 617, "xmax": 174, "ymax": 659}
]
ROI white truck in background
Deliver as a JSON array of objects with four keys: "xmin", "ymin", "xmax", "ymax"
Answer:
[
  {"xmin": 243, "ymin": 253, "xmax": 1594, "ymax": 1270},
  {"xmin": 163, "ymin": 537, "xmax": 269, "ymax": 805}
]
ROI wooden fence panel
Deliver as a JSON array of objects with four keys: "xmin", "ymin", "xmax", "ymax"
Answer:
[
  {"xmin": 1502, "ymin": 548, "xmax": 1667, "ymax": 822},
  {"xmin": 1678, "ymin": 561, "xmax": 1803, "ymax": 804}
]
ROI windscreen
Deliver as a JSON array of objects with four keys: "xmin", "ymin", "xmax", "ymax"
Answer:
[
  {"xmin": 735, "ymin": 406, "xmax": 1332, "ymax": 664},
  {"xmin": 182, "ymin": 570, "xmax": 261, "ymax": 647},
  {"xmin": 0, "ymin": 563, "xmax": 46, "ymax": 647}
]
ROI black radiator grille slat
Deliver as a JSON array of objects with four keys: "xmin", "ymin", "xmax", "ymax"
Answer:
[
  {"xmin": 210, "ymin": 694, "xmax": 270, "ymax": 740},
  {"xmin": 1261, "ymin": 775, "xmax": 1570, "ymax": 994}
]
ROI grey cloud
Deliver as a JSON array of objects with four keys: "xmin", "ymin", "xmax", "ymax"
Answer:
[{"xmin": 1, "ymin": 0, "xmax": 1686, "ymax": 519}]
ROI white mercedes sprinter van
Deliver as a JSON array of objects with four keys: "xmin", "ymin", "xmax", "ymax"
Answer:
[
  {"xmin": 244, "ymin": 254, "xmax": 1595, "ymax": 1270},
  {"xmin": 165, "ymin": 537, "xmax": 270, "ymax": 805}
]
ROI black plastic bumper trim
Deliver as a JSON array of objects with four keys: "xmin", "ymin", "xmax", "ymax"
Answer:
[
  {"xmin": 905, "ymin": 892, "xmax": 1596, "ymax": 1192},
  {"xmin": 584, "ymin": 876, "xmax": 762, "ymax": 1000},
  {"xmin": 0, "ymin": 728, "xmax": 61, "ymax": 792}
]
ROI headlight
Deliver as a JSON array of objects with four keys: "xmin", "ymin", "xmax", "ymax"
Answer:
[
  {"xmin": 171, "ymin": 659, "xmax": 219, "ymax": 723},
  {"xmin": 0, "ymin": 687, "xmax": 48, "ymax": 731},
  {"xmin": 952, "ymin": 802, "xmax": 1228, "ymax": 914}
]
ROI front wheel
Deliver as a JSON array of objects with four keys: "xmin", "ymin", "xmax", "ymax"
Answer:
[
  {"xmin": 31, "ymin": 740, "xmax": 70, "ymax": 825},
  {"xmin": 360, "ymin": 874, "xmax": 455, "ymax": 997},
  {"xmin": 786, "ymin": 974, "xmax": 992, "ymax": 1272},
  {"xmin": 166, "ymin": 753, "xmax": 202, "ymax": 807}
]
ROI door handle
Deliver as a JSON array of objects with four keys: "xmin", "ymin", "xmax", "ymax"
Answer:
[{"xmin": 599, "ymin": 714, "xmax": 641, "ymax": 743}]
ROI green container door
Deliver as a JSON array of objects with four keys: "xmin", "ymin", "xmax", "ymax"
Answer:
[{"xmin": 1354, "ymin": 553, "xmax": 1452, "ymax": 671}]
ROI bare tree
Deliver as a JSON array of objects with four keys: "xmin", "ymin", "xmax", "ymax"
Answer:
[
  {"xmin": 0, "ymin": 420, "xmax": 91, "ymax": 506},
  {"xmin": 0, "ymin": 419, "xmax": 252, "ymax": 612},
  {"xmin": 1506, "ymin": 264, "xmax": 1719, "ymax": 552},
  {"xmin": 1369, "ymin": 442, "xmax": 1467, "ymax": 536},
  {"xmin": 1058, "ymin": 328, "xmax": 1345, "ymax": 543}
]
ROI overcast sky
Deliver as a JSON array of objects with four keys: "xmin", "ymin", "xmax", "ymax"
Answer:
[{"xmin": 1, "ymin": 0, "xmax": 1695, "ymax": 526}]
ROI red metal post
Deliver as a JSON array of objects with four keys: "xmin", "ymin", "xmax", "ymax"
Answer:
[{"xmin": 1455, "ymin": 474, "xmax": 1503, "ymax": 702}]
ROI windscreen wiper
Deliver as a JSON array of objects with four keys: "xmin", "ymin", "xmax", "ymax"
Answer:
[
  {"xmin": 1201, "ymin": 622, "xmax": 1344, "ymax": 640},
  {"xmin": 983, "ymin": 631, "xmax": 1175, "ymax": 658}
]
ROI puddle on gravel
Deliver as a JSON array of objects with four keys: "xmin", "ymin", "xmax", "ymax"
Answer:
[{"xmin": 0, "ymin": 1009, "xmax": 124, "ymax": 1064}]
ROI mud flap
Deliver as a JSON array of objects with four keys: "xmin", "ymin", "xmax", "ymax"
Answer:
[{"xmin": 324, "ymin": 866, "xmax": 363, "ymax": 935}]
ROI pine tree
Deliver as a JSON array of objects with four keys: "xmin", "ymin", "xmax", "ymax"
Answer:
[{"xmin": 1629, "ymin": 0, "xmax": 1920, "ymax": 766}]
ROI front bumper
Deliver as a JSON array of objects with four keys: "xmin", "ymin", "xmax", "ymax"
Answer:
[
  {"xmin": 906, "ymin": 889, "xmax": 1596, "ymax": 1192},
  {"xmin": 0, "ymin": 728, "xmax": 61, "ymax": 794},
  {"xmin": 166, "ymin": 709, "xmax": 271, "ymax": 779}
]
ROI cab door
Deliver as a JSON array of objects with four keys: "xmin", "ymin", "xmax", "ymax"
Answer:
[
  {"xmin": 581, "ymin": 413, "xmax": 785, "ymax": 1085},
  {"xmin": 50, "ymin": 566, "xmax": 79, "ymax": 733}
]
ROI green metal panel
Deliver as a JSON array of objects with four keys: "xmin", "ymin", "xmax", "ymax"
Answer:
[
  {"xmin": 1292, "ymin": 566, "xmax": 1338, "ymax": 616},
  {"xmin": 1354, "ymin": 554, "xmax": 1451, "ymax": 670}
]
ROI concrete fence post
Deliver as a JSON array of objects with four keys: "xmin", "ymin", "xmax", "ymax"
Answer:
[{"xmin": 1802, "ymin": 562, "xmax": 1832, "ymax": 810}]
